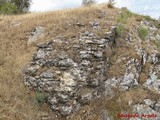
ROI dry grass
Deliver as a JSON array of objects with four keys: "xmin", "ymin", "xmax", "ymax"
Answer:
[
  {"xmin": 1, "ymin": 3, "xmax": 158, "ymax": 120},
  {"xmin": 119, "ymin": 87, "xmax": 160, "ymax": 105},
  {"xmin": 119, "ymin": 87, "xmax": 148, "ymax": 104},
  {"xmin": 106, "ymin": 43, "xmax": 140, "ymax": 78},
  {"xmin": 0, "ymin": 4, "xmax": 119, "ymax": 120},
  {"xmin": 107, "ymin": 4, "xmax": 114, "ymax": 9},
  {"xmin": 138, "ymin": 62, "xmax": 151, "ymax": 85}
]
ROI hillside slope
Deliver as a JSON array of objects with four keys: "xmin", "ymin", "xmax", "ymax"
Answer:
[{"xmin": 0, "ymin": 4, "xmax": 160, "ymax": 120}]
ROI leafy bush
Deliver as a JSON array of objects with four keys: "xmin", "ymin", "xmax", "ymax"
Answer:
[
  {"xmin": 0, "ymin": 1, "xmax": 18, "ymax": 14},
  {"xmin": 33, "ymin": 91, "xmax": 47, "ymax": 105},
  {"xmin": 115, "ymin": 24, "xmax": 124, "ymax": 36},
  {"xmin": 82, "ymin": 0, "xmax": 96, "ymax": 6},
  {"xmin": 117, "ymin": 8, "xmax": 133, "ymax": 24},
  {"xmin": 138, "ymin": 26, "xmax": 149, "ymax": 40},
  {"xmin": 10, "ymin": 0, "xmax": 31, "ymax": 13},
  {"xmin": 0, "ymin": 0, "xmax": 31, "ymax": 14}
]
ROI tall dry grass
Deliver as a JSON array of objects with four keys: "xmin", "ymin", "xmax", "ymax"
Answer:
[
  {"xmin": 1, "ymin": 4, "xmax": 157, "ymax": 120},
  {"xmin": 0, "ymin": 4, "xmax": 119, "ymax": 120}
]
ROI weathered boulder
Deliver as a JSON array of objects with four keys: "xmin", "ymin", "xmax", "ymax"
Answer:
[
  {"xmin": 143, "ymin": 69, "xmax": 160, "ymax": 94},
  {"xmin": 28, "ymin": 26, "xmax": 44, "ymax": 44}
]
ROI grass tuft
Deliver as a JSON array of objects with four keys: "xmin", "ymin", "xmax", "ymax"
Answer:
[
  {"xmin": 115, "ymin": 24, "xmax": 124, "ymax": 36},
  {"xmin": 155, "ymin": 23, "xmax": 160, "ymax": 29},
  {"xmin": 33, "ymin": 91, "xmax": 48, "ymax": 105},
  {"xmin": 143, "ymin": 15, "xmax": 152, "ymax": 21},
  {"xmin": 155, "ymin": 40, "xmax": 160, "ymax": 50},
  {"xmin": 138, "ymin": 26, "xmax": 149, "ymax": 40},
  {"xmin": 117, "ymin": 8, "xmax": 133, "ymax": 24}
]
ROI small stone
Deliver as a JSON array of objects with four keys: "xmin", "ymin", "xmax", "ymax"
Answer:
[
  {"xmin": 85, "ymin": 40, "xmax": 93, "ymax": 44},
  {"xmin": 48, "ymin": 96, "xmax": 58, "ymax": 105},
  {"xmin": 69, "ymin": 68, "xmax": 82, "ymax": 81},
  {"xmin": 144, "ymin": 99, "xmax": 154, "ymax": 107},
  {"xmin": 51, "ymin": 105, "xmax": 59, "ymax": 111},
  {"xmin": 57, "ymin": 58, "xmax": 74, "ymax": 67},
  {"xmin": 90, "ymin": 21, "xmax": 99, "ymax": 27},
  {"xmin": 37, "ymin": 42, "xmax": 49, "ymax": 48},
  {"xmin": 87, "ymin": 79, "xmax": 99, "ymax": 87},
  {"xmin": 80, "ymin": 51, "xmax": 91, "ymax": 59},
  {"xmin": 93, "ymin": 51, "xmax": 103, "ymax": 58},
  {"xmin": 72, "ymin": 103, "xmax": 81, "ymax": 113},
  {"xmin": 76, "ymin": 22, "xmax": 85, "ymax": 27},
  {"xmin": 34, "ymin": 49, "xmax": 46, "ymax": 60},
  {"xmin": 40, "ymin": 71, "xmax": 53, "ymax": 78},
  {"xmin": 58, "ymin": 93, "xmax": 69, "ymax": 102},
  {"xmin": 28, "ymin": 26, "xmax": 44, "ymax": 44},
  {"xmin": 156, "ymin": 34, "xmax": 160, "ymax": 40},
  {"xmin": 11, "ymin": 21, "xmax": 21, "ymax": 27},
  {"xmin": 150, "ymin": 36, "xmax": 156, "ymax": 41},
  {"xmin": 60, "ymin": 106, "xmax": 73, "ymax": 116},
  {"xmin": 154, "ymin": 100, "xmax": 160, "ymax": 112},
  {"xmin": 80, "ymin": 60, "xmax": 91, "ymax": 67},
  {"xmin": 80, "ymin": 93, "xmax": 92, "ymax": 104},
  {"xmin": 61, "ymin": 72, "xmax": 77, "ymax": 87}
]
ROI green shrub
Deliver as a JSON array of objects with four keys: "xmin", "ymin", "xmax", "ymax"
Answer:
[
  {"xmin": 138, "ymin": 26, "xmax": 149, "ymax": 40},
  {"xmin": 0, "ymin": 1, "xmax": 18, "ymax": 14},
  {"xmin": 143, "ymin": 15, "xmax": 152, "ymax": 21},
  {"xmin": 115, "ymin": 24, "xmax": 124, "ymax": 36},
  {"xmin": 117, "ymin": 8, "xmax": 133, "ymax": 24},
  {"xmin": 33, "ymin": 91, "xmax": 47, "ymax": 105},
  {"xmin": 155, "ymin": 22, "xmax": 160, "ymax": 29}
]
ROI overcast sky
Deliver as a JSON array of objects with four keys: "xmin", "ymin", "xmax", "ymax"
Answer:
[{"xmin": 30, "ymin": 0, "xmax": 160, "ymax": 19}]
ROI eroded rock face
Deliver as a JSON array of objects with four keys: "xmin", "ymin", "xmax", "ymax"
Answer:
[
  {"xmin": 143, "ymin": 66, "xmax": 160, "ymax": 94},
  {"xmin": 23, "ymin": 29, "xmax": 119, "ymax": 116},
  {"xmin": 130, "ymin": 99, "xmax": 160, "ymax": 120},
  {"xmin": 23, "ymin": 21, "xmax": 160, "ymax": 116}
]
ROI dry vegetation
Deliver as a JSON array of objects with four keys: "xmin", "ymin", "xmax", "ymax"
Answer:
[
  {"xmin": 0, "ymin": 4, "xmax": 119, "ymax": 120},
  {"xmin": 0, "ymin": 3, "xmax": 159, "ymax": 120}
]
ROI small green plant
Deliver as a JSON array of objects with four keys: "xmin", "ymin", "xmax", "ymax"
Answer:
[
  {"xmin": 143, "ymin": 15, "xmax": 152, "ymax": 21},
  {"xmin": 155, "ymin": 17, "xmax": 160, "ymax": 29},
  {"xmin": 117, "ymin": 8, "xmax": 133, "ymax": 24},
  {"xmin": 156, "ymin": 40, "xmax": 160, "ymax": 50},
  {"xmin": 33, "ymin": 91, "xmax": 47, "ymax": 105},
  {"xmin": 0, "ymin": 1, "xmax": 18, "ymax": 14},
  {"xmin": 138, "ymin": 26, "xmax": 149, "ymax": 40},
  {"xmin": 115, "ymin": 24, "xmax": 124, "ymax": 36},
  {"xmin": 155, "ymin": 23, "xmax": 160, "ymax": 29}
]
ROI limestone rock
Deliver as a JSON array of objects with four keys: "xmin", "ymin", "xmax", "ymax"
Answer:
[
  {"xmin": 80, "ymin": 93, "xmax": 92, "ymax": 105},
  {"xmin": 28, "ymin": 26, "xmax": 44, "ymax": 44},
  {"xmin": 60, "ymin": 106, "xmax": 73, "ymax": 116},
  {"xmin": 120, "ymin": 73, "xmax": 139, "ymax": 91}
]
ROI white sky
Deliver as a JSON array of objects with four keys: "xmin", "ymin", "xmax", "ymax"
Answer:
[{"xmin": 30, "ymin": 0, "xmax": 160, "ymax": 19}]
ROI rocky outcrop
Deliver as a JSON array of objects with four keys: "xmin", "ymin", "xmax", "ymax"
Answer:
[
  {"xmin": 23, "ymin": 19, "xmax": 160, "ymax": 117},
  {"xmin": 23, "ymin": 28, "xmax": 118, "ymax": 116},
  {"xmin": 130, "ymin": 99, "xmax": 160, "ymax": 120}
]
